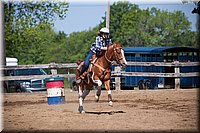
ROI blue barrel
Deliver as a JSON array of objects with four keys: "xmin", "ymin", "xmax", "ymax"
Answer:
[{"xmin": 45, "ymin": 77, "xmax": 65, "ymax": 105}]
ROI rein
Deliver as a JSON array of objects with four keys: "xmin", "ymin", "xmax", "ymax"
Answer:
[
  {"xmin": 93, "ymin": 43, "xmax": 123, "ymax": 73},
  {"xmin": 105, "ymin": 47, "xmax": 112, "ymax": 63},
  {"xmin": 90, "ymin": 43, "xmax": 124, "ymax": 83},
  {"xmin": 105, "ymin": 44, "xmax": 123, "ymax": 63},
  {"xmin": 92, "ymin": 45, "xmax": 113, "ymax": 75}
]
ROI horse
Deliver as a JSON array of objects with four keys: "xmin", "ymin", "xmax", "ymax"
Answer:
[{"xmin": 76, "ymin": 43, "xmax": 127, "ymax": 113}]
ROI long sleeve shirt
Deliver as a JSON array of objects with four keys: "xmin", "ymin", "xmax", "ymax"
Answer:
[{"xmin": 90, "ymin": 36, "xmax": 112, "ymax": 55}]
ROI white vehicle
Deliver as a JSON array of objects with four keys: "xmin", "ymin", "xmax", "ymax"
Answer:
[{"xmin": 6, "ymin": 57, "xmax": 18, "ymax": 66}]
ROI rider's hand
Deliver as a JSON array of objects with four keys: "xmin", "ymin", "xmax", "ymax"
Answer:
[{"xmin": 101, "ymin": 47, "xmax": 107, "ymax": 50}]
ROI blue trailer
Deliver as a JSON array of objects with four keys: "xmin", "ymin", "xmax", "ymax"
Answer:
[{"xmin": 117, "ymin": 46, "xmax": 199, "ymax": 90}]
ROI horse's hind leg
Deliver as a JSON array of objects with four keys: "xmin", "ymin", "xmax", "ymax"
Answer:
[
  {"xmin": 78, "ymin": 85, "xmax": 85, "ymax": 113},
  {"xmin": 107, "ymin": 90, "xmax": 113, "ymax": 106}
]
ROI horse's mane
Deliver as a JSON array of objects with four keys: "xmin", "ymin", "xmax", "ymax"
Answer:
[{"xmin": 109, "ymin": 43, "xmax": 122, "ymax": 48}]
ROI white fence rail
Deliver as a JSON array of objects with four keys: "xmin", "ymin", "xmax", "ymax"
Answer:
[{"xmin": 1, "ymin": 61, "xmax": 199, "ymax": 90}]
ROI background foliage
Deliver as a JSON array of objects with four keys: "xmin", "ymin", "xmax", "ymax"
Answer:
[{"xmin": 4, "ymin": 1, "xmax": 198, "ymax": 64}]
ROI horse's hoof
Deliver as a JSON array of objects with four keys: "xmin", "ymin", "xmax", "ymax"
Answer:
[
  {"xmin": 78, "ymin": 106, "xmax": 85, "ymax": 113},
  {"xmin": 95, "ymin": 95, "xmax": 99, "ymax": 102},
  {"xmin": 108, "ymin": 101, "xmax": 113, "ymax": 107},
  {"xmin": 80, "ymin": 110, "xmax": 85, "ymax": 113}
]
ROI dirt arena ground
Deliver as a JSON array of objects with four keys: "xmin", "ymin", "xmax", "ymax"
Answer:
[{"xmin": 2, "ymin": 89, "xmax": 199, "ymax": 132}]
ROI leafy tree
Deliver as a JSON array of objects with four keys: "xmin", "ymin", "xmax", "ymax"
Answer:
[
  {"xmin": 4, "ymin": 1, "xmax": 197, "ymax": 65},
  {"xmin": 54, "ymin": 27, "xmax": 98, "ymax": 63},
  {"xmin": 100, "ymin": 1, "xmax": 197, "ymax": 47},
  {"xmin": 100, "ymin": 1, "xmax": 136, "ymax": 44},
  {"xmin": 4, "ymin": 1, "xmax": 69, "ymax": 64}
]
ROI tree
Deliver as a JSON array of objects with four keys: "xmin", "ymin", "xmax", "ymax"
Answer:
[
  {"xmin": 100, "ymin": 1, "xmax": 136, "ymax": 44},
  {"xmin": 4, "ymin": 1, "xmax": 69, "ymax": 64},
  {"xmin": 100, "ymin": 1, "xmax": 197, "ymax": 47},
  {"xmin": 5, "ymin": 1, "xmax": 197, "ymax": 65},
  {"xmin": 56, "ymin": 28, "xmax": 98, "ymax": 63}
]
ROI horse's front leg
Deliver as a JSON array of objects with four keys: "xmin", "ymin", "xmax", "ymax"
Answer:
[
  {"xmin": 78, "ymin": 85, "xmax": 85, "ymax": 113},
  {"xmin": 95, "ymin": 80, "xmax": 102, "ymax": 102},
  {"xmin": 104, "ymin": 80, "xmax": 113, "ymax": 106}
]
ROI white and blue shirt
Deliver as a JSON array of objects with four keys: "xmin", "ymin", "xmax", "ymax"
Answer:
[{"xmin": 90, "ymin": 36, "xmax": 112, "ymax": 55}]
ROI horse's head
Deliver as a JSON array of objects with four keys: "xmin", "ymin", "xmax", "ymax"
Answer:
[{"xmin": 107, "ymin": 43, "xmax": 127, "ymax": 68}]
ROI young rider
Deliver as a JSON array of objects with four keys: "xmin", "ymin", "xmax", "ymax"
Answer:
[{"xmin": 76, "ymin": 27, "xmax": 112, "ymax": 83}]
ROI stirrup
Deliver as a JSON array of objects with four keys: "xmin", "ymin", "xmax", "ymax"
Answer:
[
  {"xmin": 76, "ymin": 78, "xmax": 82, "ymax": 84},
  {"xmin": 76, "ymin": 75, "xmax": 84, "ymax": 84}
]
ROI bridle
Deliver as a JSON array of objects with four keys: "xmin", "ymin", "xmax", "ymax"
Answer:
[
  {"xmin": 105, "ymin": 43, "xmax": 124, "ymax": 64},
  {"xmin": 92, "ymin": 43, "xmax": 126, "ymax": 80}
]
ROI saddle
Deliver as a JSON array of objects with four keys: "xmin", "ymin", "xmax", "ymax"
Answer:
[
  {"xmin": 76, "ymin": 57, "xmax": 96, "ymax": 78},
  {"xmin": 76, "ymin": 60, "xmax": 111, "ymax": 85}
]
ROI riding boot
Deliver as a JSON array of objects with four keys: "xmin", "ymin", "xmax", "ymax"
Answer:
[
  {"xmin": 81, "ymin": 71, "xmax": 88, "ymax": 79},
  {"xmin": 76, "ymin": 71, "xmax": 88, "ymax": 84}
]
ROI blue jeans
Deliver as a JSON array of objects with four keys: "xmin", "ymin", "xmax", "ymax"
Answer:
[{"xmin": 81, "ymin": 52, "xmax": 92, "ymax": 74}]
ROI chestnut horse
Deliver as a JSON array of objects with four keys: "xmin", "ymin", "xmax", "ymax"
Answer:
[{"xmin": 76, "ymin": 43, "xmax": 127, "ymax": 113}]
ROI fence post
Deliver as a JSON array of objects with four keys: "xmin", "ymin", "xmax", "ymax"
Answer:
[
  {"xmin": 114, "ymin": 66, "xmax": 121, "ymax": 91},
  {"xmin": 174, "ymin": 61, "xmax": 180, "ymax": 90}
]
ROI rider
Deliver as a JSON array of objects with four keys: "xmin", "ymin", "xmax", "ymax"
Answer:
[{"xmin": 76, "ymin": 27, "xmax": 112, "ymax": 83}]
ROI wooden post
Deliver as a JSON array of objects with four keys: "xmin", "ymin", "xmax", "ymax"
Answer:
[
  {"xmin": 106, "ymin": 0, "xmax": 110, "ymax": 29},
  {"xmin": 0, "ymin": 1, "xmax": 4, "ymax": 131},
  {"xmin": 114, "ymin": 66, "xmax": 121, "ymax": 91},
  {"xmin": 174, "ymin": 61, "xmax": 180, "ymax": 90},
  {"xmin": 0, "ymin": 1, "xmax": 5, "ymax": 67}
]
